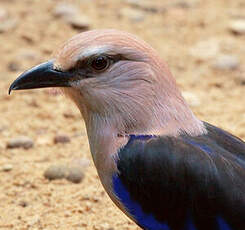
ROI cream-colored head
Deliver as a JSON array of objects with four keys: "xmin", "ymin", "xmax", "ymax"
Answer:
[{"xmin": 53, "ymin": 29, "xmax": 205, "ymax": 139}]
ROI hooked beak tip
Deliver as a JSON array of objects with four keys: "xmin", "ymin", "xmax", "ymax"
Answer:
[{"xmin": 8, "ymin": 82, "xmax": 17, "ymax": 95}]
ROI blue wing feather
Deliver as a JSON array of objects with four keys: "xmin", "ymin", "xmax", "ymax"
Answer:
[
  {"xmin": 113, "ymin": 175, "xmax": 171, "ymax": 230},
  {"xmin": 217, "ymin": 217, "xmax": 232, "ymax": 230},
  {"xmin": 114, "ymin": 122, "xmax": 245, "ymax": 230}
]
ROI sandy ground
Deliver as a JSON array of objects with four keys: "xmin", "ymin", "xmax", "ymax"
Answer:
[{"xmin": 0, "ymin": 0, "xmax": 244, "ymax": 229}]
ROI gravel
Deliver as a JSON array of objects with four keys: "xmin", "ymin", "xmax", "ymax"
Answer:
[{"xmin": 6, "ymin": 136, "xmax": 34, "ymax": 149}]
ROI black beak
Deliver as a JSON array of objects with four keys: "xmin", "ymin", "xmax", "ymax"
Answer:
[{"xmin": 9, "ymin": 60, "xmax": 73, "ymax": 94}]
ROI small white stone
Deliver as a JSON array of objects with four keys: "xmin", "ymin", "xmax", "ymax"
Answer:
[
  {"xmin": 66, "ymin": 15, "xmax": 91, "ymax": 30},
  {"xmin": 229, "ymin": 20, "xmax": 245, "ymax": 35},
  {"xmin": 53, "ymin": 3, "xmax": 78, "ymax": 18},
  {"xmin": 53, "ymin": 3, "xmax": 91, "ymax": 30},
  {"xmin": 212, "ymin": 55, "xmax": 239, "ymax": 70},
  {"xmin": 125, "ymin": 0, "xmax": 141, "ymax": 4},
  {"xmin": 0, "ymin": 18, "xmax": 17, "ymax": 33},
  {"xmin": 190, "ymin": 39, "xmax": 220, "ymax": 60},
  {"xmin": 2, "ymin": 164, "xmax": 13, "ymax": 172},
  {"xmin": 120, "ymin": 8, "xmax": 145, "ymax": 22},
  {"xmin": 100, "ymin": 223, "xmax": 110, "ymax": 230},
  {"xmin": 0, "ymin": 8, "xmax": 8, "ymax": 20}
]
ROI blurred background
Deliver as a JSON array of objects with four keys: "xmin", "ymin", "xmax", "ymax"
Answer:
[{"xmin": 0, "ymin": 0, "xmax": 244, "ymax": 229}]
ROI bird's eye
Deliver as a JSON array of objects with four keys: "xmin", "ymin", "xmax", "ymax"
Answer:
[{"xmin": 90, "ymin": 55, "xmax": 110, "ymax": 72}]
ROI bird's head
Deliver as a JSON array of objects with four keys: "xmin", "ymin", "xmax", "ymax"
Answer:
[{"xmin": 9, "ymin": 29, "xmax": 205, "ymax": 138}]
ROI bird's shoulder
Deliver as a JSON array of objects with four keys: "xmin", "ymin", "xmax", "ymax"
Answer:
[
  {"xmin": 117, "ymin": 122, "xmax": 245, "ymax": 173},
  {"xmin": 113, "ymin": 122, "xmax": 245, "ymax": 230}
]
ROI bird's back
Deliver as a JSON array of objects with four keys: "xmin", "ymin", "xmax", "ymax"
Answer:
[{"xmin": 113, "ymin": 122, "xmax": 245, "ymax": 230}]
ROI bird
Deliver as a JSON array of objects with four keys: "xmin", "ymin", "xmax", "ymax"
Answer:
[{"xmin": 9, "ymin": 29, "xmax": 245, "ymax": 230}]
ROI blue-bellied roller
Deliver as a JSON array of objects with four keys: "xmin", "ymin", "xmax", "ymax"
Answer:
[{"xmin": 9, "ymin": 29, "xmax": 245, "ymax": 230}]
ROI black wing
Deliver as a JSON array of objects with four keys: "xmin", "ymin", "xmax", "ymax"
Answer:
[{"xmin": 115, "ymin": 122, "xmax": 245, "ymax": 230}]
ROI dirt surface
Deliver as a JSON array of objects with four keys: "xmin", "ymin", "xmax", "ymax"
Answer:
[{"xmin": 0, "ymin": 0, "xmax": 244, "ymax": 229}]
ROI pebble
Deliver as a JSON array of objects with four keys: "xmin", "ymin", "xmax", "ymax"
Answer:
[
  {"xmin": 6, "ymin": 136, "xmax": 34, "ymax": 149},
  {"xmin": 65, "ymin": 15, "xmax": 91, "ymax": 30},
  {"xmin": 2, "ymin": 164, "xmax": 13, "ymax": 172},
  {"xmin": 229, "ymin": 20, "xmax": 245, "ymax": 35},
  {"xmin": 125, "ymin": 0, "xmax": 141, "ymax": 4},
  {"xmin": 172, "ymin": 0, "xmax": 200, "ymax": 8},
  {"xmin": 63, "ymin": 111, "xmax": 76, "ymax": 119},
  {"xmin": 44, "ymin": 165, "xmax": 68, "ymax": 180},
  {"xmin": 53, "ymin": 3, "xmax": 90, "ymax": 30},
  {"xmin": 8, "ymin": 50, "xmax": 40, "ymax": 73},
  {"xmin": 19, "ymin": 200, "xmax": 28, "ymax": 207},
  {"xmin": 7, "ymin": 61, "xmax": 20, "ymax": 72},
  {"xmin": 120, "ymin": 8, "xmax": 145, "ymax": 22},
  {"xmin": 189, "ymin": 39, "xmax": 220, "ymax": 61},
  {"xmin": 100, "ymin": 223, "xmax": 111, "ymax": 230},
  {"xmin": 0, "ymin": 8, "xmax": 8, "ymax": 20},
  {"xmin": 66, "ymin": 165, "xmax": 84, "ymax": 183},
  {"xmin": 26, "ymin": 215, "xmax": 40, "ymax": 227},
  {"xmin": 28, "ymin": 99, "xmax": 39, "ymax": 108},
  {"xmin": 235, "ymin": 71, "xmax": 245, "ymax": 85},
  {"xmin": 0, "ymin": 18, "xmax": 17, "ymax": 33},
  {"xmin": 212, "ymin": 55, "xmax": 239, "ymax": 70},
  {"xmin": 85, "ymin": 202, "xmax": 92, "ymax": 211},
  {"xmin": 182, "ymin": 91, "xmax": 201, "ymax": 107},
  {"xmin": 54, "ymin": 134, "xmax": 71, "ymax": 144},
  {"xmin": 21, "ymin": 31, "xmax": 40, "ymax": 44},
  {"xmin": 17, "ymin": 49, "xmax": 40, "ymax": 61},
  {"xmin": 53, "ymin": 3, "xmax": 78, "ymax": 18},
  {"xmin": 125, "ymin": 0, "xmax": 162, "ymax": 13}
]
